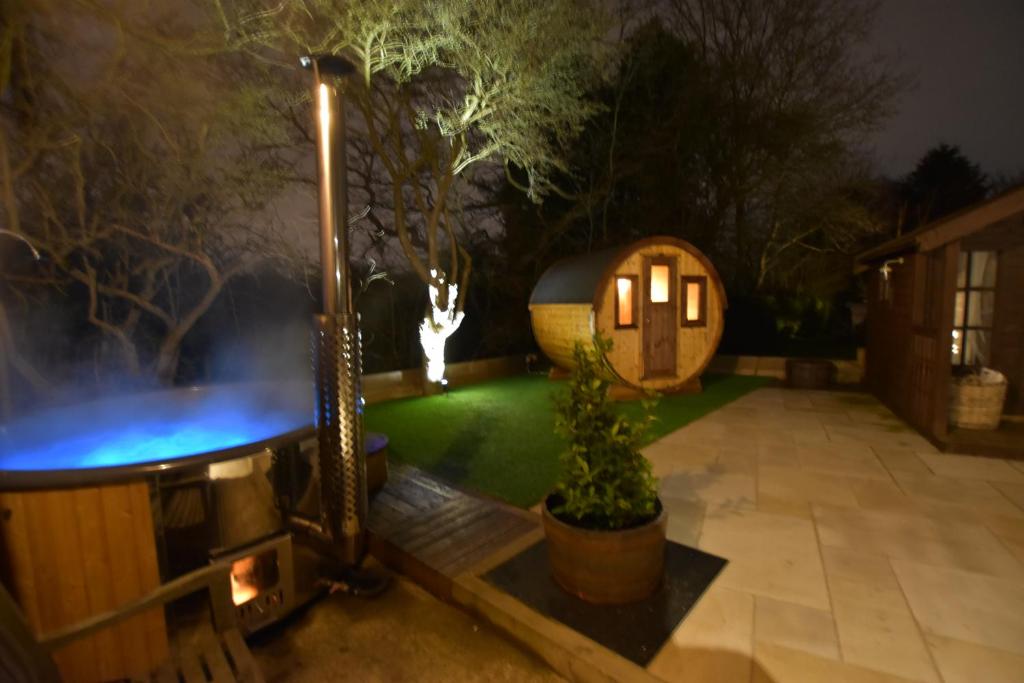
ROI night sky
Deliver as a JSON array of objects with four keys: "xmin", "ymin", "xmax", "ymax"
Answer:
[{"xmin": 867, "ymin": 0, "xmax": 1024, "ymax": 180}]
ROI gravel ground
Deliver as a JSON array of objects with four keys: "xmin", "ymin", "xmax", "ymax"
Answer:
[{"xmin": 250, "ymin": 567, "xmax": 563, "ymax": 683}]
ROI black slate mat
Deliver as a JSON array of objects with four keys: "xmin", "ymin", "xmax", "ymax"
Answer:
[{"xmin": 482, "ymin": 540, "xmax": 727, "ymax": 666}]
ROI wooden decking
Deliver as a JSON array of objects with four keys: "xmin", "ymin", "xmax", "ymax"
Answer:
[{"xmin": 368, "ymin": 466, "xmax": 540, "ymax": 599}]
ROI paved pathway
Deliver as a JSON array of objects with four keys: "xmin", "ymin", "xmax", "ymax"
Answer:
[{"xmin": 645, "ymin": 387, "xmax": 1024, "ymax": 683}]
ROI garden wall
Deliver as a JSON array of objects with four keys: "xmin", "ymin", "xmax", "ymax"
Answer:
[
  {"xmin": 362, "ymin": 350, "xmax": 864, "ymax": 405},
  {"xmin": 362, "ymin": 355, "xmax": 527, "ymax": 404},
  {"xmin": 707, "ymin": 349, "xmax": 865, "ymax": 385}
]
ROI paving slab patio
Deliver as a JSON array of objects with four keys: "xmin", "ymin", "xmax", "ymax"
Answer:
[
  {"xmin": 299, "ymin": 386, "xmax": 1022, "ymax": 683},
  {"xmin": 644, "ymin": 387, "xmax": 1024, "ymax": 683}
]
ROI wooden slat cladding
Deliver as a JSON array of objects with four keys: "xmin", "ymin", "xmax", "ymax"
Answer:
[
  {"xmin": 861, "ymin": 198, "xmax": 1024, "ymax": 443},
  {"xmin": 531, "ymin": 237, "xmax": 726, "ymax": 393},
  {"xmin": 0, "ymin": 481, "xmax": 168, "ymax": 681},
  {"xmin": 528, "ymin": 303, "xmax": 593, "ymax": 370},
  {"xmin": 908, "ymin": 333, "xmax": 938, "ymax": 434},
  {"xmin": 367, "ymin": 466, "xmax": 539, "ymax": 600},
  {"xmin": 990, "ymin": 244, "xmax": 1024, "ymax": 414},
  {"xmin": 642, "ymin": 255, "xmax": 677, "ymax": 379},
  {"xmin": 866, "ymin": 245, "xmax": 958, "ymax": 443},
  {"xmin": 866, "ymin": 255, "xmax": 926, "ymax": 433},
  {"xmin": 598, "ymin": 244, "xmax": 725, "ymax": 391}
]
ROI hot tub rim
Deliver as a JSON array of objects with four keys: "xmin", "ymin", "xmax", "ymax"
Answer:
[{"xmin": 0, "ymin": 424, "xmax": 317, "ymax": 492}]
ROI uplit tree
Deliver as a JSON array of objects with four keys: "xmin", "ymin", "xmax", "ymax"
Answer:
[
  {"xmin": 222, "ymin": 0, "xmax": 608, "ymax": 383},
  {"xmin": 665, "ymin": 0, "xmax": 904, "ymax": 291}
]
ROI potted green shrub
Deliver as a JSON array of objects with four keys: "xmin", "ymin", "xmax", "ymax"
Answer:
[{"xmin": 544, "ymin": 336, "xmax": 665, "ymax": 604}]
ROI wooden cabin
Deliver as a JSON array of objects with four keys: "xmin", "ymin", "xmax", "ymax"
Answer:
[
  {"xmin": 855, "ymin": 185, "xmax": 1024, "ymax": 457},
  {"xmin": 529, "ymin": 236, "xmax": 726, "ymax": 393}
]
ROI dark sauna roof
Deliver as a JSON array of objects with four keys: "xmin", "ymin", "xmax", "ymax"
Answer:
[
  {"xmin": 530, "ymin": 247, "xmax": 623, "ymax": 305},
  {"xmin": 855, "ymin": 184, "xmax": 1024, "ymax": 271}
]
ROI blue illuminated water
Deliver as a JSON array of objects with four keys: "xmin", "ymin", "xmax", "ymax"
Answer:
[{"xmin": 0, "ymin": 382, "xmax": 315, "ymax": 472}]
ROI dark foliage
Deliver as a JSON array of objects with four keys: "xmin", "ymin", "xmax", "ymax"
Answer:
[{"xmin": 897, "ymin": 144, "xmax": 990, "ymax": 231}]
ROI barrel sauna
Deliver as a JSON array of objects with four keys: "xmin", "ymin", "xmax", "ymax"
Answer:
[{"xmin": 529, "ymin": 236, "xmax": 726, "ymax": 393}]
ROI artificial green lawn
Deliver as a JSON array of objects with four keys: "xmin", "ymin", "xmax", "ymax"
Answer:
[{"xmin": 364, "ymin": 373, "xmax": 772, "ymax": 508}]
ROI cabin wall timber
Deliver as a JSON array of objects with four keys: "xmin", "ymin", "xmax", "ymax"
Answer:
[
  {"xmin": 858, "ymin": 186, "xmax": 1024, "ymax": 449},
  {"xmin": 529, "ymin": 304, "xmax": 594, "ymax": 371},
  {"xmin": 530, "ymin": 236, "xmax": 726, "ymax": 392}
]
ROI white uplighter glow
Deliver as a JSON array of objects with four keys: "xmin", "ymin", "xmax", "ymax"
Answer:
[{"xmin": 420, "ymin": 280, "xmax": 465, "ymax": 383}]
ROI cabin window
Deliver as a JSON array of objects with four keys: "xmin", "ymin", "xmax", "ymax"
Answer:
[
  {"xmin": 681, "ymin": 276, "xmax": 707, "ymax": 327},
  {"xmin": 650, "ymin": 264, "xmax": 671, "ymax": 303},
  {"xmin": 615, "ymin": 275, "xmax": 638, "ymax": 328},
  {"xmin": 952, "ymin": 250, "xmax": 997, "ymax": 366}
]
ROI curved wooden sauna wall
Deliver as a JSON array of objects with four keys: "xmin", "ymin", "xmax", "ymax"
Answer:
[{"xmin": 530, "ymin": 236, "xmax": 726, "ymax": 393}]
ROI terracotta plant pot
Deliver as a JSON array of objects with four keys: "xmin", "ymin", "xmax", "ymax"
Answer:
[{"xmin": 542, "ymin": 497, "xmax": 667, "ymax": 604}]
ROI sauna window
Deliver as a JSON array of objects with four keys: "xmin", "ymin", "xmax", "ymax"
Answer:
[
  {"xmin": 680, "ymin": 276, "xmax": 707, "ymax": 327},
  {"xmin": 952, "ymin": 250, "xmax": 997, "ymax": 367},
  {"xmin": 650, "ymin": 265, "xmax": 671, "ymax": 303},
  {"xmin": 615, "ymin": 275, "xmax": 638, "ymax": 328}
]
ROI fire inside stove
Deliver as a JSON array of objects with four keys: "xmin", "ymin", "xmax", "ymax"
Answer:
[{"xmin": 230, "ymin": 549, "xmax": 280, "ymax": 606}]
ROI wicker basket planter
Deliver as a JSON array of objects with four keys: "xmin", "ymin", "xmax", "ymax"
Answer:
[{"xmin": 949, "ymin": 370, "xmax": 1007, "ymax": 430}]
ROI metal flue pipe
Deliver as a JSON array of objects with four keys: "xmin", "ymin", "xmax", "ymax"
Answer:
[
  {"xmin": 314, "ymin": 78, "xmax": 350, "ymax": 316},
  {"xmin": 303, "ymin": 55, "xmax": 367, "ymax": 566}
]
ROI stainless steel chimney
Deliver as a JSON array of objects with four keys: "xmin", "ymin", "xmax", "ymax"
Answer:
[{"xmin": 306, "ymin": 58, "xmax": 366, "ymax": 565}]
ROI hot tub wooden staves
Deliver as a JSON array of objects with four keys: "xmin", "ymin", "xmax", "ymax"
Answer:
[
  {"xmin": 0, "ymin": 482, "xmax": 168, "ymax": 681},
  {"xmin": 529, "ymin": 236, "xmax": 727, "ymax": 393}
]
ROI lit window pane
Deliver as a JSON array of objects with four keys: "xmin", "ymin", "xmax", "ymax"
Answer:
[
  {"xmin": 951, "ymin": 329, "xmax": 962, "ymax": 364},
  {"xmin": 965, "ymin": 329, "xmax": 991, "ymax": 366},
  {"xmin": 967, "ymin": 291, "xmax": 995, "ymax": 327},
  {"xmin": 650, "ymin": 265, "xmax": 670, "ymax": 303},
  {"xmin": 954, "ymin": 291, "xmax": 965, "ymax": 327},
  {"xmin": 970, "ymin": 251, "xmax": 997, "ymax": 287},
  {"xmin": 616, "ymin": 277, "xmax": 633, "ymax": 326},
  {"xmin": 956, "ymin": 252, "xmax": 968, "ymax": 288},
  {"xmin": 685, "ymin": 282, "xmax": 702, "ymax": 321}
]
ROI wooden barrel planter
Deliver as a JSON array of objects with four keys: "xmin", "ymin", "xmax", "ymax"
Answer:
[
  {"xmin": 542, "ymin": 499, "xmax": 667, "ymax": 605},
  {"xmin": 530, "ymin": 236, "xmax": 726, "ymax": 394},
  {"xmin": 785, "ymin": 358, "xmax": 836, "ymax": 389}
]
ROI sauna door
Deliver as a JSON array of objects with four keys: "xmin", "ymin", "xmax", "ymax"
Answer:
[{"xmin": 643, "ymin": 255, "xmax": 677, "ymax": 378}]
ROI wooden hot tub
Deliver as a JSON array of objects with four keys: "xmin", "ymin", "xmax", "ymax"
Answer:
[{"xmin": 0, "ymin": 382, "xmax": 315, "ymax": 680}]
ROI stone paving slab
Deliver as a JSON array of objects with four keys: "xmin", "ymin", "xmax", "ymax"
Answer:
[
  {"xmin": 355, "ymin": 388, "xmax": 1024, "ymax": 683},
  {"xmin": 643, "ymin": 387, "xmax": 1024, "ymax": 683}
]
